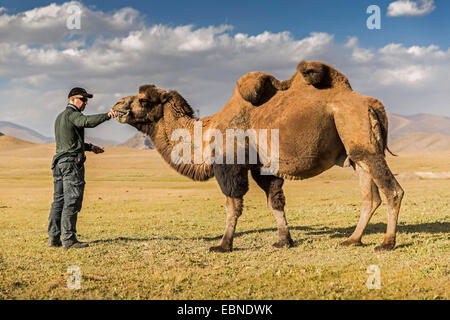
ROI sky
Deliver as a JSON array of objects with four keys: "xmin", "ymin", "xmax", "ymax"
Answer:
[{"xmin": 0, "ymin": 0, "xmax": 449, "ymax": 142}]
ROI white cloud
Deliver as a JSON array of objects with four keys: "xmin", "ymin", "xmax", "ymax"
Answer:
[
  {"xmin": 0, "ymin": 1, "xmax": 143, "ymax": 45},
  {"xmin": 377, "ymin": 65, "xmax": 429, "ymax": 85},
  {"xmin": 344, "ymin": 37, "xmax": 374, "ymax": 63},
  {"xmin": 387, "ymin": 0, "xmax": 436, "ymax": 17}
]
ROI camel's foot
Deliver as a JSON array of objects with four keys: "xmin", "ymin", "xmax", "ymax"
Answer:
[
  {"xmin": 340, "ymin": 238, "xmax": 363, "ymax": 247},
  {"xmin": 374, "ymin": 241, "xmax": 395, "ymax": 252},
  {"xmin": 209, "ymin": 245, "xmax": 232, "ymax": 253},
  {"xmin": 273, "ymin": 238, "xmax": 294, "ymax": 248}
]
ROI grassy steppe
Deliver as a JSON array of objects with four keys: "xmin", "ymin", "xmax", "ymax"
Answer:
[{"xmin": 0, "ymin": 142, "xmax": 448, "ymax": 299}]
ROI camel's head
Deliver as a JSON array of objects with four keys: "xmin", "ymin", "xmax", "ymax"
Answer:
[{"xmin": 112, "ymin": 84, "xmax": 168, "ymax": 126}]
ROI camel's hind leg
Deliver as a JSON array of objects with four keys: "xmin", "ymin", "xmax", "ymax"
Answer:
[
  {"xmin": 355, "ymin": 155, "xmax": 404, "ymax": 251},
  {"xmin": 251, "ymin": 170, "xmax": 294, "ymax": 248},
  {"xmin": 341, "ymin": 164, "xmax": 381, "ymax": 246}
]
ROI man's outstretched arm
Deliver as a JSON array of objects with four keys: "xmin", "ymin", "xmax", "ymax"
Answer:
[{"xmin": 69, "ymin": 110, "xmax": 120, "ymax": 128}]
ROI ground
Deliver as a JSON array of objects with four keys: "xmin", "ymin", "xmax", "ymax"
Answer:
[{"xmin": 0, "ymin": 142, "xmax": 448, "ymax": 299}]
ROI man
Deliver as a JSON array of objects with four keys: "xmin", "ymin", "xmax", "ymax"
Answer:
[{"xmin": 48, "ymin": 87, "xmax": 119, "ymax": 249}]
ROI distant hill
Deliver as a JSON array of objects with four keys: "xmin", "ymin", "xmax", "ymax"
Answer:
[
  {"xmin": 120, "ymin": 132, "xmax": 154, "ymax": 150},
  {"xmin": 0, "ymin": 121, "xmax": 121, "ymax": 146},
  {"xmin": 390, "ymin": 132, "xmax": 450, "ymax": 153},
  {"xmin": 86, "ymin": 136, "xmax": 120, "ymax": 147},
  {"xmin": 388, "ymin": 113, "xmax": 450, "ymax": 142},
  {"xmin": 0, "ymin": 135, "xmax": 36, "ymax": 151},
  {"xmin": 0, "ymin": 131, "xmax": 3, "ymax": 136},
  {"xmin": 0, "ymin": 121, "xmax": 54, "ymax": 144}
]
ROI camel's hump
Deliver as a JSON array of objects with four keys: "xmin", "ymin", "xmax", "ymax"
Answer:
[
  {"xmin": 236, "ymin": 72, "xmax": 291, "ymax": 106},
  {"xmin": 236, "ymin": 61, "xmax": 352, "ymax": 106},
  {"xmin": 297, "ymin": 60, "xmax": 352, "ymax": 90}
]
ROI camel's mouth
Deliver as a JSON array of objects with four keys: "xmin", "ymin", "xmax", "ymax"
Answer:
[
  {"xmin": 117, "ymin": 111, "xmax": 130, "ymax": 123},
  {"xmin": 111, "ymin": 102, "xmax": 131, "ymax": 123},
  {"xmin": 118, "ymin": 111, "xmax": 128, "ymax": 118}
]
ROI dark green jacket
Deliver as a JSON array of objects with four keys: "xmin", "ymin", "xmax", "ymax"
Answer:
[{"xmin": 52, "ymin": 104, "xmax": 110, "ymax": 168}]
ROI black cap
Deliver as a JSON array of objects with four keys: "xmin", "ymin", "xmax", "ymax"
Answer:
[{"xmin": 68, "ymin": 87, "xmax": 93, "ymax": 99}]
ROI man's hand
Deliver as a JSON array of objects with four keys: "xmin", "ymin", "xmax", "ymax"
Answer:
[
  {"xmin": 108, "ymin": 110, "xmax": 120, "ymax": 118},
  {"xmin": 92, "ymin": 145, "xmax": 104, "ymax": 154}
]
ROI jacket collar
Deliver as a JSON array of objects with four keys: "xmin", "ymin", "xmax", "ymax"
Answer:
[{"xmin": 67, "ymin": 103, "xmax": 80, "ymax": 112}]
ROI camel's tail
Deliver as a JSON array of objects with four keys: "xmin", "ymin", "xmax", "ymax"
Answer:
[{"xmin": 367, "ymin": 98, "xmax": 397, "ymax": 157}]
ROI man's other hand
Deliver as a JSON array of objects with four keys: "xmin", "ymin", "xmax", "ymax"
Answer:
[
  {"xmin": 108, "ymin": 110, "xmax": 120, "ymax": 118},
  {"xmin": 92, "ymin": 145, "xmax": 104, "ymax": 154}
]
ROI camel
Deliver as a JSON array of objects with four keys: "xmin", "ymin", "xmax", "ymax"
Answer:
[{"xmin": 111, "ymin": 60, "xmax": 404, "ymax": 252}]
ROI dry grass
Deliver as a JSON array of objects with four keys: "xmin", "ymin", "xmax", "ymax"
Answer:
[{"xmin": 0, "ymin": 144, "xmax": 448, "ymax": 299}]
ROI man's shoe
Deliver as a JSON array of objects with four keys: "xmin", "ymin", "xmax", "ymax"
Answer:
[
  {"xmin": 48, "ymin": 238, "xmax": 62, "ymax": 247},
  {"xmin": 63, "ymin": 241, "xmax": 89, "ymax": 249}
]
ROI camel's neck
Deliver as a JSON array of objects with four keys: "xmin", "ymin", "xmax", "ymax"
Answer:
[{"xmin": 138, "ymin": 98, "xmax": 213, "ymax": 181}]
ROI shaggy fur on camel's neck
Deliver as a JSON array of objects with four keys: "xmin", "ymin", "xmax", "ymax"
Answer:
[{"xmin": 136, "ymin": 91, "xmax": 214, "ymax": 181}]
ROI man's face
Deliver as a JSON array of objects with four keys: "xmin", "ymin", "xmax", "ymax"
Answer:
[{"xmin": 70, "ymin": 95, "xmax": 88, "ymax": 111}]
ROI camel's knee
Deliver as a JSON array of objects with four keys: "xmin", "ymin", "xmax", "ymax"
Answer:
[
  {"xmin": 391, "ymin": 185, "xmax": 404, "ymax": 206},
  {"xmin": 226, "ymin": 197, "xmax": 244, "ymax": 217},
  {"xmin": 269, "ymin": 188, "xmax": 285, "ymax": 211}
]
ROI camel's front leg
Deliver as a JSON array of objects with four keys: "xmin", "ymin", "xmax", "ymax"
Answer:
[
  {"xmin": 210, "ymin": 164, "xmax": 249, "ymax": 253},
  {"xmin": 210, "ymin": 197, "xmax": 243, "ymax": 252}
]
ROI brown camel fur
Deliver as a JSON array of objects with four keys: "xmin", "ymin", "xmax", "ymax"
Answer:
[{"xmin": 112, "ymin": 60, "xmax": 404, "ymax": 252}]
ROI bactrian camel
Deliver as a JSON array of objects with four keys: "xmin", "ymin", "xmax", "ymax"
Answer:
[{"xmin": 112, "ymin": 61, "xmax": 404, "ymax": 252}]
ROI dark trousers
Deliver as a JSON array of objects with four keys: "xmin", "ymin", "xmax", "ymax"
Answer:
[{"xmin": 48, "ymin": 157, "xmax": 85, "ymax": 244}]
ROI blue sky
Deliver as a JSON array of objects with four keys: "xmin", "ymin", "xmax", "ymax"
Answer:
[
  {"xmin": 2, "ymin": 0, "xmax": 449, "ymax": 48},
  {"xmin": 0, "ymin": 0, "xmax": 449, "ymax": 142}
]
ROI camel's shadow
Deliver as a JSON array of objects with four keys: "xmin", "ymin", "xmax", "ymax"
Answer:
[
  {"xmin": 303, "ymin": 221, "xmax": 450, "ymax": 238},
  {"xmin": 89, "ymin": 222, "xmax": 449, "ymax": 246},
  {"xmin": 199, "ymin": 221, "xmax": 449, "ymax": 242}
]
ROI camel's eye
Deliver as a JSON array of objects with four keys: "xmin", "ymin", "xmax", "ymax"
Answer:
[{"xmin": 139, "ymin": 98, "xmax": 151, "ymax": 105}]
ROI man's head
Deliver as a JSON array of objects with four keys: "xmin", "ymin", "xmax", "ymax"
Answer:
[{"xmin": 68, "ymin": 87, "xmax": 93, "ymax": 112}]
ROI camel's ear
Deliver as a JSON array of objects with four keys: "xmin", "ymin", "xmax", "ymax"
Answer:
[{"xmin": 157, "ymin": 90, "xmax": 169, "ymax": 103}]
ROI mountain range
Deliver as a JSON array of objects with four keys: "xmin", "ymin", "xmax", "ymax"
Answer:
[
  {"xmin": 0, "ymin": 113, "xmax": 449, "ymax": 152},
  {"xmin": 119, "ymin": 132, "xmax": 154, "ymax": 150},
  {"xmin": 0, "ymin": 121, "xmax": 54, "ymax": 144},
  {"xmin": 388, "ymin": 113, "xmax": 450, "ymax": 142}
]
